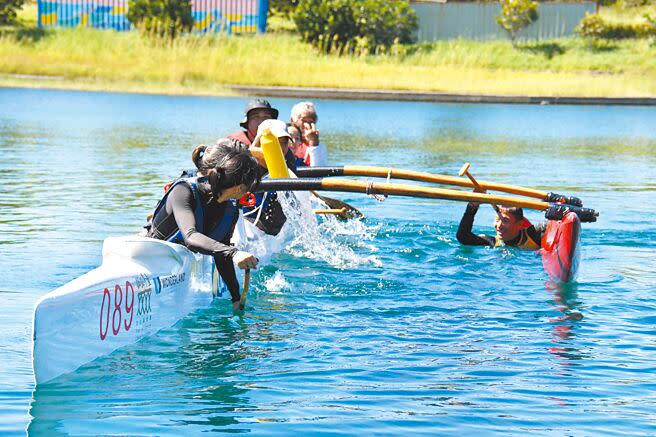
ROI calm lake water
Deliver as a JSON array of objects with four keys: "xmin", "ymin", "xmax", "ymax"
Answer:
[{"xmin": 1, "ymin": 87, "xmax": 655, "ymax": 436}]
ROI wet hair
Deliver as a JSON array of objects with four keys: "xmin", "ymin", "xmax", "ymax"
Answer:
[
  {"xmin": 191, "ymin": 139, "xmax": 261, "ymax": 201},
  {"xmin": 499, "ymin": 206, "xmax": 524, "ymax": 222},
  {"xmin": 290, "ymin": 101, "xmax": 318, "ymax": 122}
]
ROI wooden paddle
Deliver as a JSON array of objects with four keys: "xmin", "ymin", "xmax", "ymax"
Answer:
[
  {"xmin": 458, "ymin": 162, "xmax": 501, "ymax": 216},
  {"xmin": 310, "ymin": 190, "xmax": 363, "ymax": 219},
  {"xmin": 238, "ymin": 268, "xmax": 251, "ymax": 311},
  {"xmin": 314, "ymin": 207, "xmax": 348, "ymax": 215}
]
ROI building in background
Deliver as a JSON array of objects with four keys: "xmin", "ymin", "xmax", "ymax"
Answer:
[{"xmin": 410, "ymin": 0, "xmax": 596, "ymax": 41}]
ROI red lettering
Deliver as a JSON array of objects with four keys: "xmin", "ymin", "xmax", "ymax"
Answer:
[
  {"xmin": 124, "ymin": 281, "xmax": 134, "ymax": 331},
  {"xmin": 100, "ymin": 287, "xmax": 111, "ymax": 340},
  {"xmin": 112, "ymin": 284, "xmax": 123, "ymax": 336}
]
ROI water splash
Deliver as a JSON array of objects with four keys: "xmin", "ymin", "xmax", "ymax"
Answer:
[
  {"xmin": 278, "ymin": 191, "xmax": 381, "ymax": 268},
  {"xmin": 231, "ymin": 190, "xmax": 380, "ymax": 268},
  {"xmin": 264, "ymin": 271, "xmax": 291, "ymax": 293},
  {"xmin": 232, "ymin": 212, "xmax": 287, "ymax": 267}
]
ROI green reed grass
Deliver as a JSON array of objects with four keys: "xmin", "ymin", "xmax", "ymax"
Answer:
[{"xmin": 1, "ymin": 14, "xmax": 655, "ymax": 97}]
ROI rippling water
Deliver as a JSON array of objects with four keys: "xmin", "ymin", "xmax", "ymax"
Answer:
[{"xmin": 1, "ymin": 88, "xmax": 655, "ymax": 435}]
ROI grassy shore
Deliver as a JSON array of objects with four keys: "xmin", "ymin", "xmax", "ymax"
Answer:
[{"xmin": 1, "ymin": 3, "xmax": 655, "ymax": 98}]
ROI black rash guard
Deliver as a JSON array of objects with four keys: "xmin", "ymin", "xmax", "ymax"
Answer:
[
  {"xmin": 148, "ymin": 183, "xmax": 241, "ymax": 302},
  {"xmin": 456, "ymin": 203, "xmax": 547, "ymax": 247}
]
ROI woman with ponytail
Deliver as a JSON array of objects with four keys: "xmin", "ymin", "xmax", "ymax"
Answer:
[{"xmin": 148, "ymin": 139, "xmax": 261, "ymax": 310}]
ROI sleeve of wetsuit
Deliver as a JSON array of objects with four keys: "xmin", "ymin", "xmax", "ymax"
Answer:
[
  {"xmin": 215, "ymin": 255, "xmax": 240, "ymax": 302},
  {"xmin": 456, "ymin": 203, "xmax": 496, "ymax": 246},
  {"xmin": 167, "ymin": 184, "xmax": 239, "ymax": 260}
]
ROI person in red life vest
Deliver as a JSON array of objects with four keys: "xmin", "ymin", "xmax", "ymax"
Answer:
[
  {"xmin": 147, "ymin": 140, "xmax": 261, "ymax": 310},
  {"xmin": 228, "ymin": 98, "xmax": 278, "ymax": 146},
  {"xmin": 227, "ymin": 98, "xmax": 297, "ymax": 172},
  {"xmin": 289, "ymin": 101, "xmax": 327, "ymax": 167},
  {"xmin": 456, "ymin": 201, "xmax": 547, "ymax": 249}
]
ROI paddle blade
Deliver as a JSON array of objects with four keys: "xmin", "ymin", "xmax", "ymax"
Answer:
[{"xmin": 314, "ymin": 193, "xmax": 363, "ymax": 220}]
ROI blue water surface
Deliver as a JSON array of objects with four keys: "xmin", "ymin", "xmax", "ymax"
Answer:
[{"xmin": 1, "ymin": 88, "xmax": 655, "ymax": 436}]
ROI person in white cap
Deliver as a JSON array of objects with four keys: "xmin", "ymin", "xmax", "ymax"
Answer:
[
  {"xmin": 240, "ymin": 119, "xmax": 294, "ymax": 236},
  {"xmin": 249, "ymin": 119, "xmax": 293, "ymax": 163},
  {"xmin": 289, "ymin": 101, "xmax": 328, "ymax": 167}
]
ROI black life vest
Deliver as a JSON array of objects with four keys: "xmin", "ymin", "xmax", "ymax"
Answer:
[{"xmin": 149, "ymin": 176, "xmax": 238, "ymax": 244}]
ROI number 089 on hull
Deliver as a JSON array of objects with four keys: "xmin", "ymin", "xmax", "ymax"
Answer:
[{"xmin": 32, "ymin": 236, "xmax": 226, "ymax": 384}]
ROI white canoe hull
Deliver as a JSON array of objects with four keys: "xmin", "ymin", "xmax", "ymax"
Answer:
[
  {"xmin": 33, "ymin": 190, "xmax": 314, "ymax": 384},
  {"xmin": 32, "ymin": 236, "xmax": 226, "ymax": 384}
]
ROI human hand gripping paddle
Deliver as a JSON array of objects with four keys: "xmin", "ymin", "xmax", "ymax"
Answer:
[
  {"xmin": 233, "ymin": 250, "xmax": 257, "ymax": 311},
  {"xmin": 459, "ymin": 162, "xmax": 501, "ymax": 216}
]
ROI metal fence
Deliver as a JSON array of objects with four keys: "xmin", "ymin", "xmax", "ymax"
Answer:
[
  {"xmin": 411, "ymin": 1, "xmax": 597, "ymax": 41},
  {"xmin": 37, "ymin": 0, "xmax": 269, "ymax": 33}
]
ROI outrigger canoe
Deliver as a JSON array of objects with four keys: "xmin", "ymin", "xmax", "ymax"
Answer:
[
  {"xmin": 256, "ymin": 176, "xmax": 597, "ymax": 285},
  {"xmin": 33, "ymin": 152, "xmax": 596, "ymax": 383}
]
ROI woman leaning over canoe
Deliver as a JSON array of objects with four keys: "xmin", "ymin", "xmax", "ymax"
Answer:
[{"xmin": 147, "ymin": 140, "xmax": 260, "ymax": 310}]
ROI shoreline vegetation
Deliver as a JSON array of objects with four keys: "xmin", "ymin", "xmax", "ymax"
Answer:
[{"xmin": 1, "ymin": 2, "xmax": 655, "ymax": 100}]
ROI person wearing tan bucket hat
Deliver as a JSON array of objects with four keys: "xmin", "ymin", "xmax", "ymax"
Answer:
[
  {"xmin": 226, "ymin": 99, "xmax": 298, "ymax": 174},
  {"xmin": 228, "ymin": 98, "xmax": 279, "ymax": 147}
]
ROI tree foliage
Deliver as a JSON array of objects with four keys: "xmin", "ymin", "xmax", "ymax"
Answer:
[
  {"xmin": 127, "ymin": 0, "xmax": 193, "ymax": 39},
  {"xmin": 496, "ymin": 0, "xmax": 539, "ymax": 47},
  {"xmin": 294, "ymin": 0, "xmax": 417, "ymax": 55},
  {"xmin": 0, "ymin": 0, "xmax": 24, "ymax": 25},
  {"xmin": 575, "ymin": 12, "xmax": 656, "ymax": 40},
  {"xmin": 270, "ymin": 0, "xmax": 300, "ymax": 15}
]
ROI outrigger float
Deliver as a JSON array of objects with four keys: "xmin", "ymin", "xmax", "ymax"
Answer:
[{"xmin": 33, "ymin": 132, "xmax": 598, "ymax": 384}]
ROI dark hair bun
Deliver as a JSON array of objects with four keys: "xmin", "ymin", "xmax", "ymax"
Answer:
[{"xmin": 192, "ymin": 144, "xmax": 208, "ymax": 169}]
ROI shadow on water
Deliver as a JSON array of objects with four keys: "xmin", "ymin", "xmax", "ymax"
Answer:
[{"xmin": 26, "ymin": 306, "xmax": 287, "ymax": 435}]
